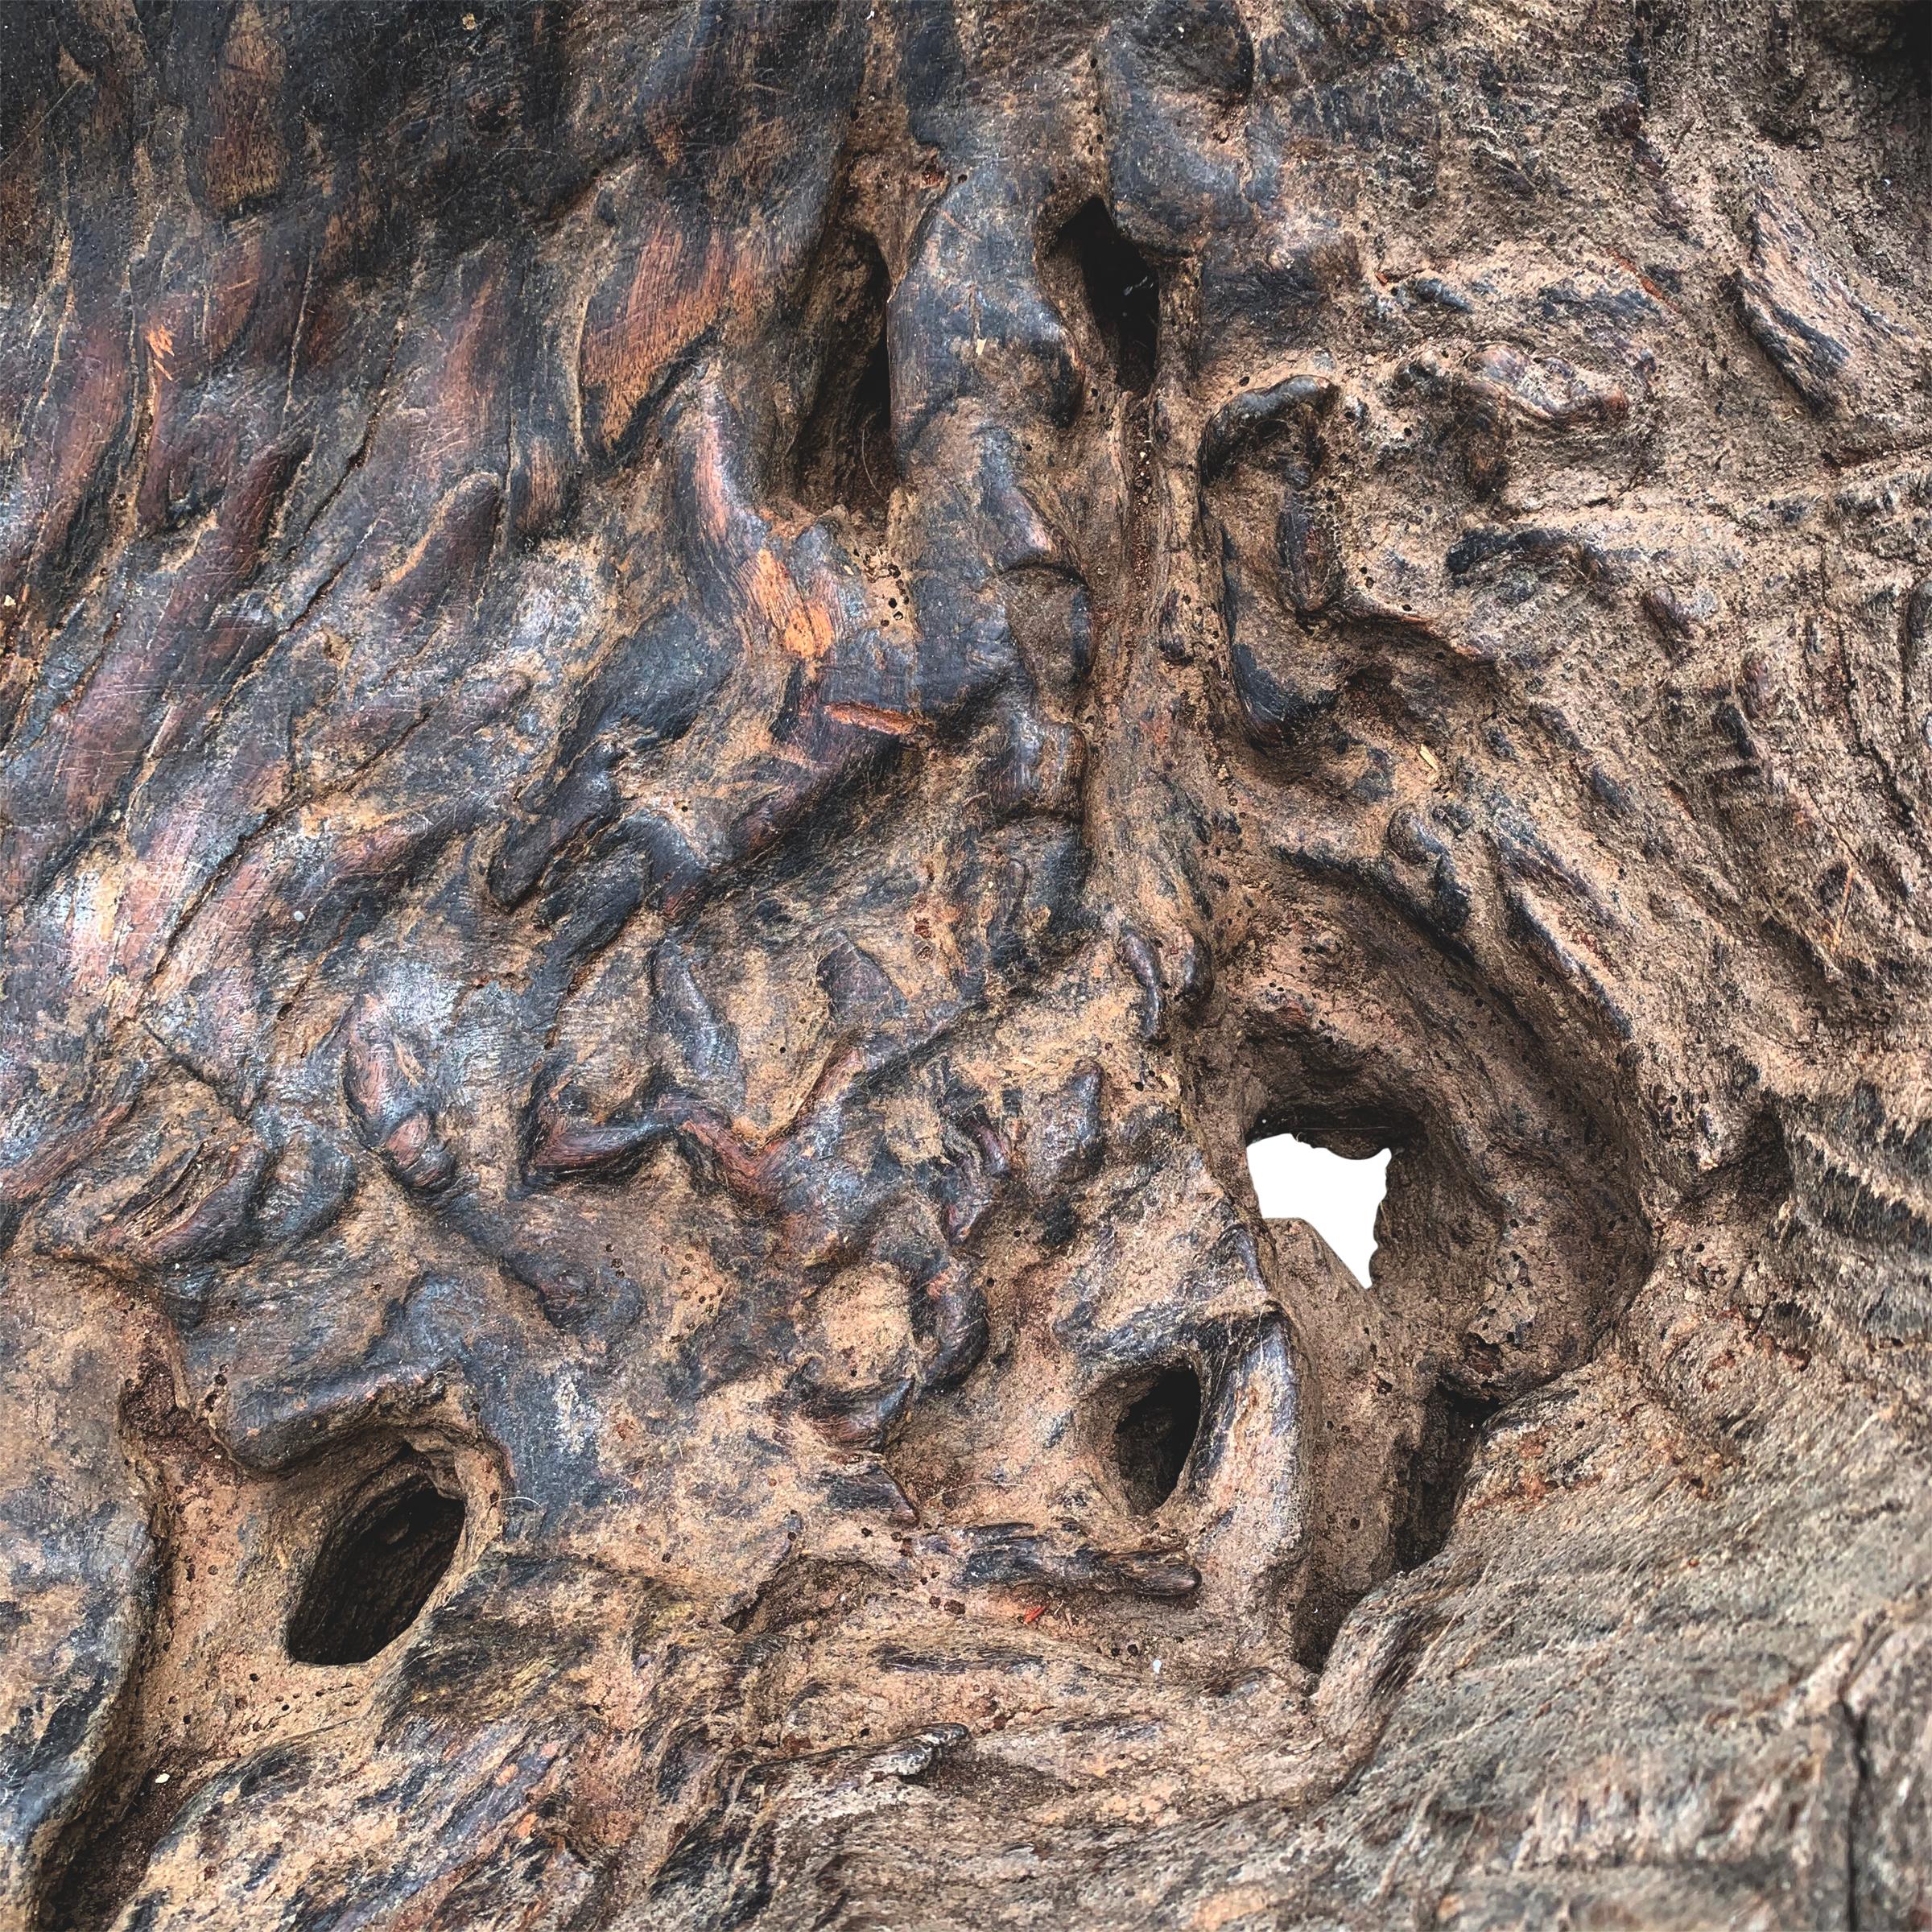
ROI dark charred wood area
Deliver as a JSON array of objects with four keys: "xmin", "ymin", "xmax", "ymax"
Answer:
[{"xmin": 4, "ymin": 2, "xmax": 1932, "ymax": 1927}]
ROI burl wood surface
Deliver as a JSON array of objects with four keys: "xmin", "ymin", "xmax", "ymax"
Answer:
[{"xmin": 4, "ymin": 2, "xmax": 1932, "ymax": 1926}]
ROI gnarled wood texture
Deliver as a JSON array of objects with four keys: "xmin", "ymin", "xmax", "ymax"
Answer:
[{"xmin": 4, "ymin": 2, "xmax": 1932, "ymax": 1927}]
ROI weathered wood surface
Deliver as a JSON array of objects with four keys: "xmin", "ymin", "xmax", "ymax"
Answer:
[{"xmin": 3, "ymin": 2, "xmax": 1932, "ymax": 1926}]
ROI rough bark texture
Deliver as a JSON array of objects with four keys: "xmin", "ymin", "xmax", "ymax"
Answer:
[{"xmin": 4, "ymin": 2, "xmax": 1932, "ymax": 1926}]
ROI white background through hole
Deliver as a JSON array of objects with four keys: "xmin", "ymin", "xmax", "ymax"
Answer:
[{"xmin": 1246, "ymin": 1134, "xmax": 1390, "ymax": 1286}]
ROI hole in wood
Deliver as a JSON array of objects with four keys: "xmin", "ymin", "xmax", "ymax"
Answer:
[
  {"xmin": 286, "ymin": 1456, "xmax": 465, "ymax": 1666},
  {"xmin": 1821, "ymin": 0, "xmax": 1932, "ymax": 77},
  {"xmin": 791, "ymin": 231, "xmax": 895, "ymax": 526},
  {"xmin": 1113, "ymin": 1363, "xmax": 1203, "ymax": 1513},
  {"xmin": 1390, "ymin": 1382, "xmax": 1500, "ymax": 1575},
  {"xmin": 1247, "ymin": 1131, "xmax": 1391, "ymax": 1285},
  {"xmin": 1057, "ymin": 197, "xmax": 1159, "ymax": 396},
  {"xmin": 1894, "ymin": 5, "xmax": 1932, "ymax": 82}
]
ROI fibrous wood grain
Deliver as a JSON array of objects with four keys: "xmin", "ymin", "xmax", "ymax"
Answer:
[{"xmin": 4, "ymin": 2, "xmax": 1932, "ymax": 1927}]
